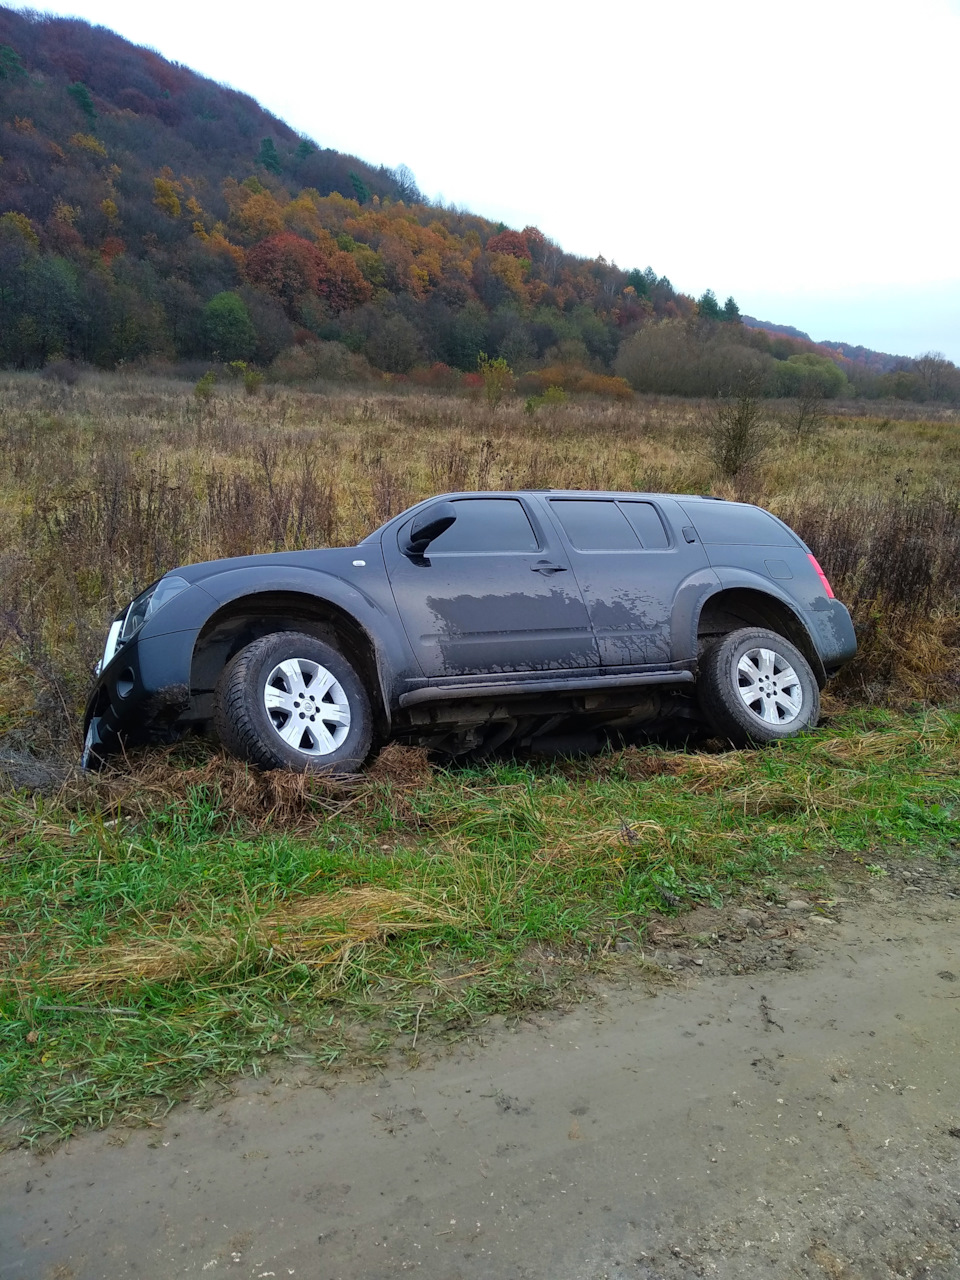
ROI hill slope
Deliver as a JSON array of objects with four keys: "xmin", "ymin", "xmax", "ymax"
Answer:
[{"xmin": 0, "ymin": 7, "xmax": 954, "ymax": 401}]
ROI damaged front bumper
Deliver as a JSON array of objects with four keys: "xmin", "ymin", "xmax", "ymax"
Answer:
[{"xmin": 82, "ymin": 628, "xmax": 196, "ymax": 769}]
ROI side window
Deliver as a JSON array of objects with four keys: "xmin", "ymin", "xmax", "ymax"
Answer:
[
  {"xmin": 425, "ymin": 498, "xmax": 540, "ymax": 554},
  {"xmin": 550, "ymin": 500, "xmax": 640, "ymax": 551},
  {"xmin": 619, "ymin": 501, "xmax": 669, "ymax": 549}
]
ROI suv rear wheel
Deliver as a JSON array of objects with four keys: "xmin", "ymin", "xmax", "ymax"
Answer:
[
  {"xmin": 698, "ymin": 627, "xmax": 819, "ymax": 747},
  {"xmin": 215, "ymin": 632, "xmax": 373, "ymax": 772}
]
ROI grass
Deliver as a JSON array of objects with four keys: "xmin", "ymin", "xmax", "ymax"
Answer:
[{"xmin": 2, "ymin": 707, "xmax": 958, "ymax": 1144}]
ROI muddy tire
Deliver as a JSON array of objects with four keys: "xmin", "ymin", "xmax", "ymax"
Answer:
[
  {"xmin": 214, "ymin": 632, "xmax": 373, "ymax": 773},
  {"xmin": 698, "ymin": 627, "xmax": 819, "ymax": 747}
]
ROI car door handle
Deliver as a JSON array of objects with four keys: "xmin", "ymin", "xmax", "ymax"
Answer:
[{"xmin": 531, "ymin": 560, "xmax": 568, "ymax": 574}]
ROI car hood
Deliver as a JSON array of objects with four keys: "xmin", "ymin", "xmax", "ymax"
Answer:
[{"xmin": 166, "ymin": 542, "xmax": 377, "ymax": 586}]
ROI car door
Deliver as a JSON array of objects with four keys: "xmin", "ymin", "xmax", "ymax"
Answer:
[
  {"xmin": 544, "ymin": 497, "xmax": 712, "ymax": 666},
  {"xmin": 385, "ymin": 495, "xmax": 599, "ymax": 677}
]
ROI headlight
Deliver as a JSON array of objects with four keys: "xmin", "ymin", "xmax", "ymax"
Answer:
[{"xmin": 119, "ymin": 575, "xmax": 191, "ymax": 643}]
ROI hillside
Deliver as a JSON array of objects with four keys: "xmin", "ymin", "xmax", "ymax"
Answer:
[{"xmin": 0, "ymin": 7, "xmax": 956, "ymax": 401}]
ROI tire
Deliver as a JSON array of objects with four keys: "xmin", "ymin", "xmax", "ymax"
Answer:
[
  {"xmin": 698, "ymin": 627, "xmax": 819, "ymax": 747},
  {"xmin": 214, "ymin": 632, "xmax": 373, "ymax": 773}
]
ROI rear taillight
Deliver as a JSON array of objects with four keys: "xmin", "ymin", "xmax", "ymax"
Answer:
[{"xmin": 808, "ymin": 553, "xmax": 835, "ymax": 599}]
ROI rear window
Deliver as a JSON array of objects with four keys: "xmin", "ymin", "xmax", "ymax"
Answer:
[
  {"xmin": 550, "ymin": 499, "xmax": 670, "ymax": 551},
  {"xmin": 550, "ymin": 500, "xmax": 638, "ymax": 550},
  {"xmin": 620, "ymin": 501, "xmax": 670, "ymax": 549},
  {"xmin": 685, "ymin": 503, "xmax": 797, "ymax": 547}
]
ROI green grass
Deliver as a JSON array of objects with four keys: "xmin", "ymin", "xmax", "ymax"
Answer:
[{"xmin": 2, "ymin": 706, "xmax": 958, "ymax": 1144}]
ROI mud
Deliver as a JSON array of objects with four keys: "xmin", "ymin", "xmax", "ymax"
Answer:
[{"xmin": 2, "ymin": 861, "xmax": 959, "ymax": 1280}]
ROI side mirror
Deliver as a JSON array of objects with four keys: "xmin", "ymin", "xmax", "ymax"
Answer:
[{"xmin": 402, "ymin": 501, "xmax": 457, "ymax": 556}]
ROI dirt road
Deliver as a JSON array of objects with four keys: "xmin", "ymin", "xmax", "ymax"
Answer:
[{"xmin": 3, "ymin": 864, "xmax": 959, "ymax": 1280}]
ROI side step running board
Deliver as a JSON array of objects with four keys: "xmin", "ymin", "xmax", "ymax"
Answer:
[{"xmin": 399, "ymin": 670, "xmax": 695, "ymax": 708}]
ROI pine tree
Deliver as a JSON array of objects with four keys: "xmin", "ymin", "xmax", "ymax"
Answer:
[{"xmin": 257, "ymin": 138, "xmax": 282, "ymax": 176}]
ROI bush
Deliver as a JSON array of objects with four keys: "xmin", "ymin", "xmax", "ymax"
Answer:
[
  {"xmin": 524, "ymin": 385, "xmax": 568, "ymax": 414},
  {"xmin": 703, "ymin": 378, "xmax": 773, "ymax": 479},
  {"xmin": 268, "ymin": 341, "xmax": 372, "ymax": 384},
  {"xmin": 521, "ymin": 364, "xmax": 632, "ymax": 400},
  {"xmin": 477, "ymin": 352, "xmax": 513, "ymax": 408},
  {"xmin": 776, "ymin": 354, "xmax": 848, "ymax": 399}
]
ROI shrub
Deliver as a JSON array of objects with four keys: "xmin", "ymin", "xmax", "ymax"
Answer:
[
  {"xmin": 477, "ymin": 352, "xmax": 513, "ymax": 408},
  {"xmin": 703, "ymin": 378, "xmax": 773, "ymax": 479},
  {"xmin": 524, "ymin": 385, "xmax": 568, "ymax": 414},
  {"xmin": 522, "ymin": 364, "xmax": 633, "ymax": 401}
]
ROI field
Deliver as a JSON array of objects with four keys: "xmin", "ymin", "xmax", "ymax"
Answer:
[{"xmin": 1, "ymin": 372, "xmax": 958, "ymax": 1143}]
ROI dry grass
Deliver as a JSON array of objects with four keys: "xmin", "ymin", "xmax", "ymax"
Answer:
[
  {"xmin": 21, "ymin": 888, "xmax": 463, "ymax": 996},
  {"xmin": 0, "ymin": 371, "xmax": 958, "ymax": 761}
]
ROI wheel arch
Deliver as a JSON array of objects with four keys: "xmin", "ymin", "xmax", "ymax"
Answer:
[
  {"xmin": 695, "ymin": 587, "xmax": 826, "ymax": 687},
  {"xmin": 190, "ymin": 591, "xmax": 390, "ymax": 741}
]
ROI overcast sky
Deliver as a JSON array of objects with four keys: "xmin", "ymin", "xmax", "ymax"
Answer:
[{"xmin": 18, "ymin": 0, "xmax": 960, "ymax": 361}]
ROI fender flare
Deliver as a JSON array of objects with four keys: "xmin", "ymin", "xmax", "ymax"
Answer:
[
  {"xmin": 190, "ymin": 567, "xmax": 415, "ymax": 727},
  {"xmin": 684, "ymin": 567, "xmax": 825, "ymax": 682}
]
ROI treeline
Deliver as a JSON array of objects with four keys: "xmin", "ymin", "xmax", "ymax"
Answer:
[{"xmin": 1, "ymin": 8, "xmax": 958, "ymax": 403}]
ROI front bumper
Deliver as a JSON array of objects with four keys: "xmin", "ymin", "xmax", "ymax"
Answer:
[{"xmin": 82, "ymin": 629, "xmax": 196, "ymax": 768}]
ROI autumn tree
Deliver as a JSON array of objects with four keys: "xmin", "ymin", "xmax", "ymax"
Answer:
[
  {"xmin": 486, "ymin": 229, "xmax": 529, "ymax": 259},
  {"xmin": 245, "ymin": 233, "xmax": 325, "ymax": 316},
  {"xmin": 245, "ymin": 232, "xmax": 371, "ymax": 319}
]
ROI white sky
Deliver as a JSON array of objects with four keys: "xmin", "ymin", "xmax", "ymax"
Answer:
[{"xmin": 17, "ymin": 0, "xmax": 960, "ymax": 361}]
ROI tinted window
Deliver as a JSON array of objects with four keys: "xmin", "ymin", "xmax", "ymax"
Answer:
[
  {"xmin": 425, "ymin": 498, "xmax": 539, "ymax": 554},
  {"xmin": 550, "ymin": 500, "xmax": 640, "ymax": 551},
  {"xmin": 685, "ymin": 503, "xmax": 796, "ymax": 546},
  {"xmin": 620, "ymin": 501, "xmax": 669, "ymax": 549}
]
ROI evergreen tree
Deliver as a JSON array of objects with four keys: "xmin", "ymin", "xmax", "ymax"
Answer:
[
  {"xmin": 257, "ymin": 138, "xmax": 282, "ymax": 176},
  {"xmin": 698, "ymin": 288, "xmax": 722, "ymax": 319},
  {"xmin": 722, "ymin": 295, "xmax": 741, "ymax": 323},
  {"xmin": 349, "ymin": 171, "xmax": 371, "ymax": 205},
  {"xmin": 0, "ymin": 44, "xmax": 26, "ymax": 80},
  {"xmin": 626, "ymin": 268, "xmax": 650, "ymax": 297},
  {"xmin": 68, "ymin": 81, "xmax": 97, "ymax": 125}
]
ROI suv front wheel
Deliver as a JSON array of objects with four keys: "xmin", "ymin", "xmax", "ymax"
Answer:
[
  {"xmin": 215, "ymin": 632, "xmax": 373, "ymax": 772},
  {"xmin": 698, "ymin": 627, "xmax": 819, "ymax": 747}
]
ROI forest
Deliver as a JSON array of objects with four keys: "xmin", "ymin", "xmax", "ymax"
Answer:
[{"xmin": 1, "ymin": 6, "xmax": 959, "ymax": 403}]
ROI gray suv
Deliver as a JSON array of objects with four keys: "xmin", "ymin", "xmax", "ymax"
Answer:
[{"xmin": 83, "ymin": 491, "xmax": 857, "ymax": 770}]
